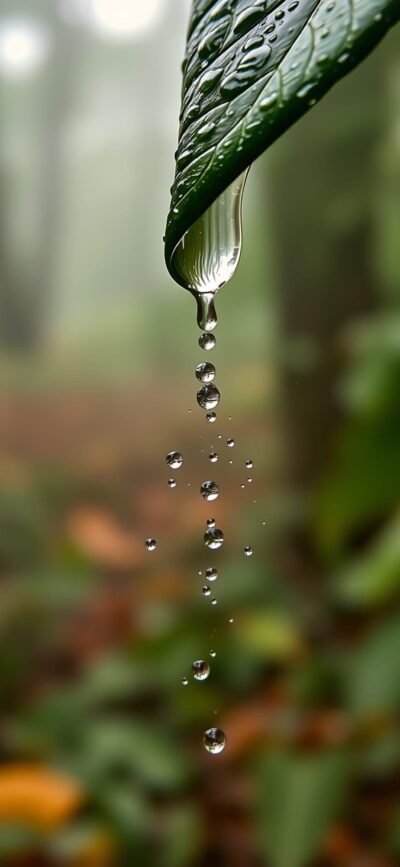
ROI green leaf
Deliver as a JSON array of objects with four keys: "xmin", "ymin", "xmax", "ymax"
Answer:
[
  {"xmin": 347, "ymin": 612, "xmax": 400, "ymax": 718},
  {"xmin": 165, "ymin": 0, "xmax": 399, "ymax": 277},
  {"xmin": 256, "ymin": 749, "xmax": 349, "ymax": 867},
  {"xmin": 334, "ymin": 513, "xmax": 400, "ymax": 608}
]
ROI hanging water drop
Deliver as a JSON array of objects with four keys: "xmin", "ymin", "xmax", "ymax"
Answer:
[
  {"xmin": 166, "ymin": 451, "xmax": 183, "ymax": 469},
  {"xmin": 201, "ymin": 480, "xmax": 220, "ymax": 501},
  {"xmin": 199, "ymin": 333, "xmax": 216, "ymax": 350},
  {"xmin": 204, "ymin": 727, "xmax": 226, "ymax": 754},
  {"xmin": 145, "ymin": 538, "xmax": 157, "ymax": 551},
  {"xmin": 192, "ymin": 660, "xmax": 210, "ymax": 681},
  {"xmin": 205, "ymin": 527, "xmax": 224, "ymax": 550},
  {"xmin": 196, "ymin": 362, "xmax": 216, "ymax": 383},
  {"xmin": 206, "ymin": 566, "xmax": 218, "ymax": 581},
  {"xmin": 197, "ymin": 384, "xmax": 220, "ymax": 410}
]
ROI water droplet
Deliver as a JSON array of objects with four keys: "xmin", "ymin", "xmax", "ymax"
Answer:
[
  {"xmin": 233, "ymin": 5, "xmax": 266, "ymax": 36},
  {"xmin": 201, "ymin": 480, "xmax": 220, "ymax": 501},
  {"xmin": 229, "ymin": 617, "xmax": 234, "ymax": 623},
  {"xmin": 204, "ymin": 727, "xmax": 226, "ymax": 754},
  {"xmin": 262, "ymin": 520, "xmax": 266, "ymax": 526},
  {"xmin": 199, "ymin": 67, "xmax": 224, "ymax": 93},
  {"xmin": 288, "ymin": 0, "xmax": 299, "ymax": 8},
  {"xmin": 227, "ymin": 438, "xmax": 235, "ymax": 447},
  {"xmin": 182, "ymin": 676, "xmax": 188, "ymax": 686},
  {"xmin": 238, "ymin": 44, "xmax": 271, "ymax": 71},
  {"xmin": 197, "ymin": 384, "xmax": 220, "ymax": 410},
  {"xmin": 296, "ymin": 82, "xmax": 315, "ymax": 98},
  {"xmin": 275, "ymin": 9, "xmax": 285, "ymax": 19},
  {"xmin": 168, "ymin": 478, "xmax": 176, "ymax": 488},
  {"xmin": 197, "ymin": 121, "xmax": 216, "ymax": 139},
  {"xmin": 196, "ymin": 362, "xmax": 216, "ymax": 383},
  {"xmin": 211, "ymin": 597, "xmax": 218, "ymax": 606},
  {"xmin": 338, "ymin": 51, "xmax": 350, "ymax": 63},
  {"xmin": 247, "ymin": 477, "xmax": 253, "ymax": 483},
  {"xmin": 145, "ymin": 538, "xmax": 157, "ymax": 551},
  {"xmin": 210, "ymin": 650, "xmax": 216, "ymax": 657},
  {"xmin": 243, "ymin": 34, "xmax": 264, "ymax": 50},
  {"xmin": 199, "ymin": 333, "xmax": 216, "ymax": 351},
  {"xmin": 245, "ymin": 459, "xmax": 253, "ymax": 468},
  {"xmin": 166, "ymin": 451, "xmax": 183, "ymax": 469},
  {"xmin": 204, "ymin": 527, "xmax": 224, "ymax": 550},
  {"xmin": 206, "ymin": 566, "xmax": 218, "ymax": 582},
  {"xmin": 192, "ymin": 660, "xmax": 210, "ymax": 681},
  {"xmin": 241, "ymin": 483, "xmax": 245, "ymax": 489},
  {"xmin": 203, "ymin": 585, "xmax": 211, "ymax": 596},
  {"xmin": 209, "ymin": 452, "xmax": 218, "ymax": 463},
  {"xmin": 206, "ymin": 411, "xmax": 217, "ymax": 423},
  {"xmin": 207, "ymin": 517, "xmax": 216, "ymax": 529},
  {"xmin": 260, "ymin": 92, "xmax": 278, "ymax": 109},
  {"xmin": 186, "ymin": 104, "xmax": 200, "ymax": 121},
  {"xmin": 199, "ymin": 22, "xmax": 228, "ymax": 60},
  {"xmin": 244, "ymin": 546, "xmax": 253, "ymax": 557}
]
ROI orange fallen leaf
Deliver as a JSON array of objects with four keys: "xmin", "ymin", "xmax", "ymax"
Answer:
[{"xmin": 0, "ymin": 764, "xmax": 84, "ymax": 830}]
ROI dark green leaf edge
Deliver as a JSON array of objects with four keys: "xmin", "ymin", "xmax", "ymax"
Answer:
[{"xmin": 165, "ymin": 0, "xmax": 399, "ymax": 288}]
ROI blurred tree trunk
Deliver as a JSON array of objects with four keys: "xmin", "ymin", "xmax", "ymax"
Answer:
[
  {"xmin": 271, "ymin": 49, "xmax": 388, "ymax": 496},
  {"xmin": 0, "ymin": 10, "xmax": 80, "ymax": 351}
]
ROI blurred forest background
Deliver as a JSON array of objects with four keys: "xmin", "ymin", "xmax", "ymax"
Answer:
[{"xmin": 0, "ymin": 1, "xmax": 400, "ymax": 865}]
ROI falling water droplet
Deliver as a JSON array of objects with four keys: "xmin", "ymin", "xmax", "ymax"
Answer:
[
  {"xmin": 168, "ymin": 478, "xmax": 176, "ymax": 488},
  {"xmin": 205, "ymin": 527, "xmax": 224, "ymax": 550},
  {"xmin": 247, "ymin": 477, "xmax": 253, "ymax": 483},
  {"xmin": 244, "ymin": 546, "xmax": 253, "ymax": 557},
  {"xmin": 199, "ymin": 332, "xmax": 216, "ymax": 350},
  {"xmin": 197, "ymin": 384, "xmax": 220, "ymax": 410},
  {"xmin": 166, "ymin": 451, "xmax": 183, "ymax": 469},
  {"xmin": 207, "ymin": 517, "xmax": 216, "ymax": 529},
  {"xmin": 245, "ymin": 459, "xmax": 253, "ymax": 468},
  {"xmin": 203, "ymin": 585, "xmax": 212, "ymax": 596},
  {"xmin": 192, "ymin": 660, "xmax": 210, "ymax": 681},
  {"xmin": 145, "ymin": 538, "xmax": 157, "ymax": 551},
  {"xmin": 209, "ymin": 452, "xmax": 218, "ymax": 463},
  {"xmin": 210, "ymin": 650, "xmax": 216, "ymax": 657},
  {"xmin": 201, "ymin": 480, "xmax": 220, "ymax": 501},
  {"xmin": 182, "ymin": 676, "xmax": 189, "ymax": 686},
  {"xmin": 206, "ymin": 566, "xmax": 218, "ymax": 582},
  {"xmin": 211, "ymin": 597, "xmax": 218, "ymax": 606},
  {"xmin": 204, "ymin": 727, "xmax": 226, "ymax": 754},
  {"xmin": 196, "ymin": 362, "xmax": 216, "ymax": 383},
  {"xmin": 227, "ymin": 438, "xmax": 235, "ymax": 448}
]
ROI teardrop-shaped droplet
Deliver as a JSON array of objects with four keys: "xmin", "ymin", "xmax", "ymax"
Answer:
[{"xmin": 172, "ymin": 172, "xmax": 248, "ymax": 331}]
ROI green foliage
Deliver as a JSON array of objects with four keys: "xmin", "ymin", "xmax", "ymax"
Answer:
[
  {"xmin": 256, "ymin": 748, "xmax": 349, "ymax": 867},
  {"xmin": 165, "ymin": 0, "xmax": 399, "ymax": 278},
  {"xmin": 346, "ymin": 612, "xmax": 400, "ymax": 718}
]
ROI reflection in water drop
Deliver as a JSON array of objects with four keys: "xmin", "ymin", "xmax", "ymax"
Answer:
[
  {"xmin": 192, "ymin": 660, "xmax": 210, "ymax": 681},
  {"xmin": 166, "ymin": 451, "xmax": 183, "ymax": 469},
  {"xmin": 209, "ymin": 452, "xmax": 218, "ymax": 463},
  {"xmin": 227, "ymin": 438, "xmax": 235, "ymax": 447},
  {"xmin": 197, "ymin": 384, "xmax": 220, "ymax": 410},
  {"xmin": 211, "ymin": 597, "xmax": 218, "ymax": 606},
  {"xmin": 207, "ymin": 518, "xmax": 216, "ymax": 529},
  {"xmin": 206, "ymin": 566, "xmax": 218, "ymax": 582},
  {"xmin": 168, "ymin": 478, "xmax": 176, "ymax": 488},
  {"xmin": 204, "ymin": 527, "xmax": 224, "ymax": 550},
  {"xmin": 196, "ymin": 361, "xmax": 216, "ymax": 383},
  {"xmin": 245, "ymin": 459, "xmax": 253, "ymax": 468},
  {"xmin": 244, "ymin": 546, "xmax": 253, "ymax": 557},
  {"xmin": 172, "ymin": 172, "xmax": 248, "ymax": 330},
  {"xmin": 206, "ymin": 411, "xmax": 217, "ymax": 423},
  {"xmin": 199, "ymin": 332, "xmax": 216, "ymax": 350},
  {"xmin": 145, "ymin": 538, "xmax": 156, "ymax": 551},
  {"xmin": 204, "ymin": 727, "xmax": 226, "ymax": 754},
  {"xmin": 182, "ymin": 676, "xmax": 189, "ymax": 686},
  {"xmin": 203, "ymin": 585, "xmax": 211, "ymax": 596},
  {"xmin": 210, "ymin": 650, "xmax": 216, "ymax": 657},
  {"xmin": 201, "ymin": 480, "xmax": 220, "ymax": 501}
]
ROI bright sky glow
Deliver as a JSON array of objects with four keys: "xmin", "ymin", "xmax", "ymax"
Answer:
[
  {"xmin": 0, "ymin": 20, "xmax": 49, "ymax": 78},
  {"xmin": 89, "ymin": 0, "xmax": 164, "ymax": 39}
]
